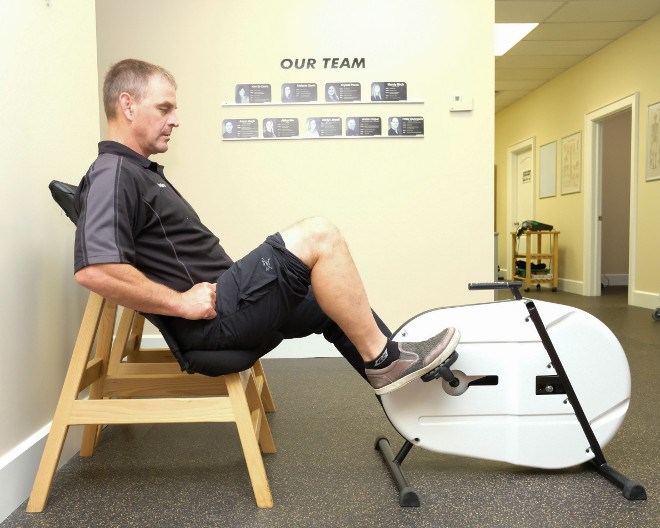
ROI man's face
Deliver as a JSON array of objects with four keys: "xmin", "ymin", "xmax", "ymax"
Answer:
[
  {"xmin": 130, "ymin": 75, "xmax": 179, "ymax": 157},
  {"xmin": 347, "ymin": 119, "xmax": 356, "ymax": 130},
  {"xmin": 390, "ymin": 118, "xmax": 399, "ymax": 130}
]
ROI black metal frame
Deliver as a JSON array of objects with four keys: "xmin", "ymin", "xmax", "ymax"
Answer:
[{"xmin": 376, "ymin": 282, "xmax": 647, "ymax": 506}]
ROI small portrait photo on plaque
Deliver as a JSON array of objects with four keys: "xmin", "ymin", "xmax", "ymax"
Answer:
[
  {"xmin": 387, "ymin": 117, "xmax": 401, "ymax": 136},
  {"xmin": 345, "ymin": 117, "xmax": 359, "ymax": 136},
  {"xmin": 263, "ymin": 119, "xmax": 277, "ymax": 138},
  {"xmin": 281, "ymin": 84, "xmax": 295, "ymax": 103},
  {"xmin": 306, "ymin": 118, "xmax": 320, "ymax": 137},
  {"xmin": 325, "ymin": 83, "xmax": 340, "ymax": 102},
  {"xmin": 371, "ymin": 82, "xmax": 384, "ymax": 101},
  {"xmin": 235, "ymin": 85, "xmax": 250, "ymax": 104},
  {"xmin": 222, "ymin": 119, "xmax": 236, "ymax": 138}
]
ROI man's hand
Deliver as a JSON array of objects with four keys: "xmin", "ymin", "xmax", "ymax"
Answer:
[{"xmin": 179, "ymin": 282, "xmax": 217, "ymax": 320}]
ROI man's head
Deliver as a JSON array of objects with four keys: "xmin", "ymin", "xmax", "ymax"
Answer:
[{"xmin": 103, "ymin": 59, "xmax": 179, "ymax": 157}]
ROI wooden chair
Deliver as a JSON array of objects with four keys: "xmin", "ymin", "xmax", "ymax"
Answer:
[{"xmin": 27, "ymin": 182, "xmax": 278, "ymax": 511}]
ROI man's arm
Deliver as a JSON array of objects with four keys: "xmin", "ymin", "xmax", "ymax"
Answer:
[{"xmin": 75, "ymin": 263, "xmax": 217, "ymax": 320}]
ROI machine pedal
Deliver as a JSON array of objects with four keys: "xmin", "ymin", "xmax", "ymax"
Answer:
[{"xmin": 421, "ymin": 350, "xmax": 460, "ymax": 386}]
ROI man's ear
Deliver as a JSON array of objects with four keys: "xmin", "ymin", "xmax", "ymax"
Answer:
[{"xmin": 118, "ymin": 92, "xmax": 134, "ymax": 121}]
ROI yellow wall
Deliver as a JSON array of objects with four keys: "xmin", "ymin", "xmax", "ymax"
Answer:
[
  {"xmin": 0, "ymin": 0, "xmax": 99, "ymax": 515},
  {"xmin": 495, "ymin": 13, "xmax": 660, "ymax": 307},
  {"xmin": 95, "ymin": 0, "xmax": 496, "ymax": 326}
]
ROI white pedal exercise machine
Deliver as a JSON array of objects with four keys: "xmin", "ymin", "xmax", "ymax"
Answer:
[{"xmin": 375, "ymin": 282, "xmax": 647, "ymax": 506}]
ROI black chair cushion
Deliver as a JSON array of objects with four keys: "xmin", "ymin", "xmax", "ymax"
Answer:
[{"xmin": 144, "ymin": 313, "xmax": 283, "ymax": 377}]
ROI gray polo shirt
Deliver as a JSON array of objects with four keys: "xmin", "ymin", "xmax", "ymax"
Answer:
[{"xmin": 74, "ymin": 141, "xmax": 233, "ymax": 292}]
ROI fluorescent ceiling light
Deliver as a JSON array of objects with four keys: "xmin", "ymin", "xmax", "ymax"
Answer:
[{"xmin": 495, "ymin": 23, "xmax": 538, "ymax": 56}]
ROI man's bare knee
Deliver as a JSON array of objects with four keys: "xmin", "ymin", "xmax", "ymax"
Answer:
[{"xmin": 281, "ymin": 216, "xmax": 343, "ymax": 267}]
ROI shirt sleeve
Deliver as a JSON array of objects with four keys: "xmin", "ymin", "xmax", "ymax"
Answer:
[{"xmin": 74, "ymin": 155, "xmax": 138, "ymax": 272}]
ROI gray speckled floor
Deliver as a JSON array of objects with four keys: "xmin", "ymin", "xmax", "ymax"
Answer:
[{"xmin": 3, "ymin": 287, "xmax": 658, "ymax": 527}]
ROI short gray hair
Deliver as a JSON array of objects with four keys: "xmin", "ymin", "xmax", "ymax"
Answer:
[{"xmin": 103, "ymin": 59, "xmax": 177, "ymax": 119}]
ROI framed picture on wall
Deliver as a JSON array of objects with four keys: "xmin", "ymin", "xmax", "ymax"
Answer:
[
  {"xmin": 647, "ymin": 101, "xmax": 660, "ymax": 181},
  {"xmin": 561, "ymin": 131, "xmax": 581, "ymax": 194}
]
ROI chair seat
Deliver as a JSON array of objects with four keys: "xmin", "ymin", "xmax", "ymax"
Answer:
[{"xmin": 143, "ymin": 313, "xmax": 283, "ymax": 377}]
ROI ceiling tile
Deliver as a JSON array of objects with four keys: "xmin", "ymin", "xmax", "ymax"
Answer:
[
  {"xmin": 547, "ymin": 0, "xmax": 660, "ymax": 22},
  {"xmin": 526, "ymin": 21, "xmax": 643, "ymax": 40},
  {"xmin": 495, "ymin": 79, "xmax": 548, "ymax": 91},
  {"xmin": 509, "ymin": 39, "xmax": 611, "ymax": 55},
  {"xmin": 496, "ymin": 67, "xmax": 568, "ymax": 80},
  {"xmin": 496, "ymin": 54, "xmax": 584, "ymax": 69},
  {"xmin": 495, "ymin": 1, "xmax": 565, "ymax": 23}
]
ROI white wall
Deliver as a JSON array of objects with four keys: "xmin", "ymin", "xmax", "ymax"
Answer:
[{"xmin": 0, "ymin": 0, "xmax": 99, "ymax": 521}]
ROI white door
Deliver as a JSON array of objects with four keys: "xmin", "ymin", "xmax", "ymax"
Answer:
[
  {"xmin": 515, "ymin": 149, "xmax": 534, "ymax": 230},
  {"xmin": 507, "ymin": 138, "xmax": 535, "ymax": 277}
]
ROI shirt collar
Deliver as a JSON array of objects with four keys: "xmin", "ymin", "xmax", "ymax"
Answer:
[{"xmin": 98, "ymin": 141, "xmax": 162, "ymax": 174}]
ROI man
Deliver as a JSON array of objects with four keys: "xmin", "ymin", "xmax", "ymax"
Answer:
[
  {"xmin": 388, "ymin": 117, "xmax": 400, "ymax": 136},
  {"xmin": 222, "ymin": 120, "xmax": 235, "ymax": 138},
  {"xmin": 346, "ymin": 118, "xmax": 358, "ymax": 136},
  {"xmin": 74, "ymin": 59, "xmax": 459, "ymax": 395}
]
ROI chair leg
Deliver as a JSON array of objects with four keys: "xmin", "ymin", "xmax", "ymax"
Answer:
[
  {"xmin": 245, "ymin": 370, "xmax": 276, "ymax": 454},
  {"xmin": 80, "ymin": 302, "xmax": 118, "ymax": 456},
  {"xmin": 253, "ymin": 359, "xmax": 276, "ymax": 413},
  {"xmin": 27, "ymin": 293, "xmax": 106, "ymax": 512},
  {"xmin": 225, "ymin": 373, "xmax": 274, "ymax": 508}
]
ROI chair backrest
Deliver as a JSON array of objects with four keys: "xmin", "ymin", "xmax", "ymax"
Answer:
[{"xmin": 49, "ymin": 180, "xmax": 80, "ymax": 225}]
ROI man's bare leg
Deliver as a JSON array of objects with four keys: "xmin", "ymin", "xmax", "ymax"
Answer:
[
  {"xmin": 280, "ymin": 217, "xmax": 385, "ymax": 362},
  {"xmin": 280, "ymin": 216, "xmax": 460, "ymax": 395}
]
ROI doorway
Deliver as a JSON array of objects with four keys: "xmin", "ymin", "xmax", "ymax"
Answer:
[
  {"xmin": 583, "ymin": 94, "xmax": 639, "ymax": 304},
  {"xmin": 601, "ymin": 111, "xmax": 632, "ymax": 290}
]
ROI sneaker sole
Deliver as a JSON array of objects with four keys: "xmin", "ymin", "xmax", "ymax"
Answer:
[{"xmin": 374, "ymin": 329, "xmax": 461, "ymax": 396}]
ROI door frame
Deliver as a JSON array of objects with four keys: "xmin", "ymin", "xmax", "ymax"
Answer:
[
  {"xmin": 583, "ymin": 93, "xmax": 639, "ymax": 302},
  {"xmin": 506, "ymin": 136, "xmax": 535, "ymax": 278}
]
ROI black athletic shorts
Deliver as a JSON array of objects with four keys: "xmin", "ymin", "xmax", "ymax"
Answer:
[{"xmin": 162, "ymin": 232, "xmax": 312, "ymax": 352}]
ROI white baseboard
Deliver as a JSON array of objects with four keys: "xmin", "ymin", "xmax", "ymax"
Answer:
[
  {"xmin": 140, "ymin": 332, "xmax": 340, "ymax": 359},
  {"xmin": 557, "ymin": 278, "xmax": 583, "ymax": 295},
  {"xmin": 0, "ymin": 423, "xmax": 83, "ymax": 523},
  {"xmin": 601, "ymin": 274, "xmax": 629, "ymax": 286},
  {"xmin": 631, "ymin": 289, "xmax": 660, "ymax": 311}
]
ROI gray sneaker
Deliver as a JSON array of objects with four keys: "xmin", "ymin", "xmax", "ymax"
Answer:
[{"xmin": 365, "ymin": 328, "xmax": 460, "ymax": 395}]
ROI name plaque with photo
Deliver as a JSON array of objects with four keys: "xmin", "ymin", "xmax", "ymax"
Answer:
[
  {"xmin": 263, "ymin": 118, "xmax": 299, "ymax": 138},
  {"xmin": 387, "ymin": 116, "xmax": 424, "ymax": 136},
  {"xmin": 222, "ymin": 119, "xmax": 258, "ymax": 139},
  {"xmin": 345, "ymin": 117, "xmax": 381, "ymax": 136},
  {"xmin": 325, "ymin": 82, "xmax": 361, "ymax": 102},
  {"xmin": 281, "ymin": 83, "xmax": 318, "ymax": 103},
  {"xmin": 235, "ymin": 84, "xmax": 272, "ymax": 104},
  {"xmin": 371, "ymin": 82, "xmax": 407, "ymax": 101}
]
